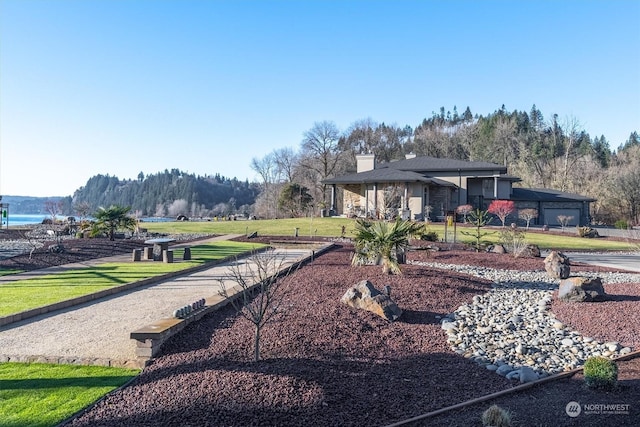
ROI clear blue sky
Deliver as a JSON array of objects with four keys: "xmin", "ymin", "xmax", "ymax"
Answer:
[{"xmin": 1, "ymin": 0, "xmax": 638, "ymax": 197}]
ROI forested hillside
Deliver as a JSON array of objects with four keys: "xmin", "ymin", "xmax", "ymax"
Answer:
[{"xmin": 72, "ymin": 169, "xmax": 259, "ymax": 218}]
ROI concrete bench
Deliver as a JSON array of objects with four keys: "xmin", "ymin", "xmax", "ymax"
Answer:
[{"xmin": 130, "ymin": 294, "xmax": 229, "ymax": 363}]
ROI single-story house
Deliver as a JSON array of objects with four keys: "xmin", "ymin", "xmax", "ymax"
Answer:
[{"xmin": 322, "ymin": 153, "xmax": 594, "ymax": 226}]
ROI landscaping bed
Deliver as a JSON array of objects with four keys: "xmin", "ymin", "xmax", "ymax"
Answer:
[
  {"xmin": 0, "ymin": 229, "xmax": 214, "ymax": 272},
  {"xmin": 59, "ymin": 241, "xmax": 639, "ymax": 427}
]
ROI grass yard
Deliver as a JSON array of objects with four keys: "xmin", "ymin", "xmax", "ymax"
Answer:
[
  {"xmin": 144, "ymin": 217, "xmax": 636, "ymax": 251},
  {"xmin": 0, "ymin": 269, "xmax": 23, "ymax": 277},
  {"xmin": 0, "ymin": 240, "xmax": 265, "ymax": 317},
  {"xmin": 0, "ymin": 362, "xmax": 139, "ymax": 427},
  {"xmin": 143, "ymin": 216, "xmax": 356, "ymax": 238}
]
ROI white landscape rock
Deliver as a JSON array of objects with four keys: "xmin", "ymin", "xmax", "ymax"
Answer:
[{"xmin": 410, "ymin": 260, "xmax": 640, "ymax": 380}]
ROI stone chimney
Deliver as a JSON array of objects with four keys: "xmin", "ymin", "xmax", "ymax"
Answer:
[
  {"xmin": 405, "ymin": 153, "xmax": 416, "ymax": 159},
  {"xmin": 356, "ymin": 153, "xmax": 375, "ymax": 173}
]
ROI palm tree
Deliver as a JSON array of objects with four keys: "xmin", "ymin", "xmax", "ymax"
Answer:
[
  {"xmin": 91, "ymin": 205, "xmax": 137, "ymax": 240},
  {"xmin": 352, "ymin": 218, "xmax": 424, "ymax": 274}
]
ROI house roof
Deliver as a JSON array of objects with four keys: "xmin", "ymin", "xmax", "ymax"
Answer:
[
  {"xmin": 323, "ymin": 168, "xmax": 456, "ymax": 186},
  {"xmin": 323, "ymin": 155, "xmax": 508, "ymax": 185},
  {"xmin": 511, "ymin": 188, "xmax": 596, "ymax": 202},
  {"xmin": 379, "ymin": 156, "xmax": 507, "ymax": 173}
]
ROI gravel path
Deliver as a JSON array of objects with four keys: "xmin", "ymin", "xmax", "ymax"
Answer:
[{"xmin": 0, "ymin": 247, "xmax": 313, "ymax": 367}]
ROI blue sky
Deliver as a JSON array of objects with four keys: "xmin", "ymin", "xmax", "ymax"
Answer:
[{"xmin": 1, "ymin": 0, "xmax": 638, "ymax": 197}]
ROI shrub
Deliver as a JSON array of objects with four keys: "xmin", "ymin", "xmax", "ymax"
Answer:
[
  {"xmin": 614, "ymin": 219, "xmax": 629, "ymax": 230},
  {"xmin": 481, "ymin": 404, "xmax": 512, "ymax": 427},
  {"xmin": 583, "ymin": 356, "xmax": 618, "ymax": 390},
  {"xmin": 499, "ymin": 226, "xmax": 528, "ymax": 257},
  {"xmin": 577, "ymin": 226, "xmax": 599, "ymax": 238},
  {"xmin": 420, "ymin": 231, "xmax": 439, "ymax": 242}
]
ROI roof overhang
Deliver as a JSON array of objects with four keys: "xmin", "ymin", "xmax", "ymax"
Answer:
[
  {"xmin": 511, "ymin": 188, "xmax": 596, "ymax": 202},
  {"xmin": 323, "ymin": 169, "xmax": 456, "ymax": 187}
]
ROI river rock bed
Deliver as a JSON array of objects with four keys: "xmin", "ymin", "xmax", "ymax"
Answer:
[{"xmin": 411, "ymin": 260, "xmax": 640, "ymax": 382}]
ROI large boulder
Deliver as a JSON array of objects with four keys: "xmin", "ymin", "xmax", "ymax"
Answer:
[
  {"xmin": 544, "ymin": 251, "xmax": 571, "ymax": 279},
  {"xmin": 340, "ymin": 280, "xmax": 402, "ymax": 321},
  {"xmin": 558, "ymin": 277, "xmax": 608, "ymax": 302}
]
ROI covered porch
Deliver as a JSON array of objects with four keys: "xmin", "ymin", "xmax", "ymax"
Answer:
[{"xmin": 323, "ymin": 169, "xmax": 458, "ymax": 221}]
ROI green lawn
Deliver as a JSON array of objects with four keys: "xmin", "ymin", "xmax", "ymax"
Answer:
[
  {"xmin": 0, "ymin": 240, "xmax": 265, "ymax": 317},
  {"xmin": 143, "ymin": 218, "xmax": 637, "ymax": 251},
  {"xmin": 0, "ymin": 362, "xmax": 139, "ymax": 427},
  {"xmin": 446, "ymin": 225, "xmax": 634, "ymax": 251},
  {"xmin": 143, "ymin": 216, "xmax": 356, "ymax": 238},
  {"xmin": 0, "ymin": 269, "xmax": 23, "ymax": 276}
]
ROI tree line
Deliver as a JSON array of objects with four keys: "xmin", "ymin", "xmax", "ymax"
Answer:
[
  {"xmin": 71, "ymin": 169, "xmax": 260, "ymax": 218},
  {"xmin": 252, "ymin": 104, "xmax": 639, "ymax": 225}
]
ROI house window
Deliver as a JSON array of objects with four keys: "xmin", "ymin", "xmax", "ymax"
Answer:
[{"xmin": 482, "ymin": 179, "xmax": 494, "ymax": 198}]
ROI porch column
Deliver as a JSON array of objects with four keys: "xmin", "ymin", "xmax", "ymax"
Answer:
[
  {"xmin": 494, "ymin": 176, "xmax": 498, "ymax": 198},
  {"xmin": 404, "ymin": 183, "xmax": 409, "ymax": 209},
  {"xmin": 330, "ymin": 184, "xmax": 336, "ymax": 212},
  {"xmin": 364, "ymin": 184, "xmax": 369, "ymax": 217},
  {"xmin": 373, "ymin": 183, "xmax": 378, "ymax": 218}
]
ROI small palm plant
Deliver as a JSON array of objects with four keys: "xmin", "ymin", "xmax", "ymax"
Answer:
[
  {"xmin": 91, "ymin": 205, "xmax": 137, "ymax": 241},
  {"xmin": 352, "ymin": 217, "xmax": 424, "ymax": 274}
]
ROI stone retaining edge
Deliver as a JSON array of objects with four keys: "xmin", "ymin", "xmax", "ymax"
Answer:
[{"xmin": 130, "ymin": 242, "xmax": 336, "ymax": 366}]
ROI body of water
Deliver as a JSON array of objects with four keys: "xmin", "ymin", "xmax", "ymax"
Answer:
[
  {"xmin": 2, "ymin": 215, "xmax": 176, "ymax": 227},
  {"xmin": 2, "ymin": 214, "xmax": 49, "ymax": 227}
]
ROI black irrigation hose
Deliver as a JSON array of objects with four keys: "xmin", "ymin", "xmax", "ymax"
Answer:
[{"xmin": 385, "ymin": 349, "xmax": 640, "ymax": 427}]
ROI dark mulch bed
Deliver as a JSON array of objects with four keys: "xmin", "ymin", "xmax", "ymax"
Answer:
[{"xmin": 0, "ymin": 237, "xmax": 147, "ymax": 271}]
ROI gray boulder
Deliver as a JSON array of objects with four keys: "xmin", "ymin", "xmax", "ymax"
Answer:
[
  {"xmin": 521, "ymin": 244, "xmax": 541, "ymax": 258},
  {"xmin": 340, "ymin": 280, "xmax": 402, "ymax": 321},
  {"xmin": 558, "ymin": 277, "xmax": 608, "ymax": 302},
  {"xmin": 544, "ymin": 251, "xmax": 571, "ymax": 279},
  {"xmin": 487, "ymin": 244, "xmax": 506, "ymax": 254},
  {"xmin": 518, "ymin": 366, "xmax": 540, "ymax": 383}
]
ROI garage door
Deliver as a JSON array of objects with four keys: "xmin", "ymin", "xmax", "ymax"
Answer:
[{"xmin": 544, "ymin": 209, "xmax": 580, "ymax": 226}]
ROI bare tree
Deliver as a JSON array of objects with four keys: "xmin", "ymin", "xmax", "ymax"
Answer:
[
  {"xmin": 610, "ymin": 145, "xmax": 640, "ymax": 224},
  {"xmin": 251, "ymin": 153, "xmax": 278, "ymax": 218},
  {"xmin": 73, "ymin": 201, "xmax": 92, "ymax": 221},
  {"xmin": 518, "ymin": 208, "xmax": 538, "ymax": 229},
  {"xmin": 273, "ymin": 147, "xmax": 299, "ymax": 183},
  {"xmin": 555, "ymin": 116, "xmax": 589, "ymax": 192},
  {"xmin": 44, "ymin": 199, "xmax": 64, "ymax": 223},
  {"xmin": 167, "ymin": 199, "xmax": 189, "ymax": 217},
  {"xmin": 557, "ymin": 215, "xmax": 574, "ymax": 232},
  {"xmin": 299, "ymin": 121, "xmax": 343, "ymax": 208},
  {"xmin": 342, "ymin": 117, "xmax": 378, "ymax": 163},
  {"xmin": 218, "ymin": 250, "xmax": 296, "ymax": 361}
]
